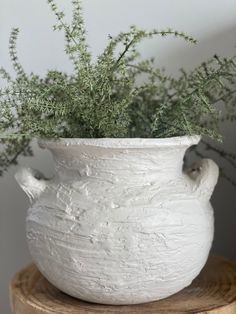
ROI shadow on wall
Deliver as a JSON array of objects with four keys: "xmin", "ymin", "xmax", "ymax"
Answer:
[
  {"xmin": 154, "ymin": 25, "xmax": 236, "ymax": 73},
  {"xmin": 155, "ymin": 25, "xmax": 236, "ymax": 260}
]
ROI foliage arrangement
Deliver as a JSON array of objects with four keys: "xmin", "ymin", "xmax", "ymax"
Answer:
[{"xmin": 0, "ymin": 0, "xmax": 236, "ymax": 179}]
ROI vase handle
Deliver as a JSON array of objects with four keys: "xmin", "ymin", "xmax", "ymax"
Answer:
[
  {"xmin": 15, "ymin": 167, "xmax": 49, "ymax": 203},
  {"xmin": 185, "ymin": 159, "xmax": 219, "ymax": 201}
]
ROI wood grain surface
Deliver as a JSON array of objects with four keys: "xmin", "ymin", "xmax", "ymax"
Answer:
[{"xmin": 9, "ymin": 256, "xmax": 236, "ymax": 314}]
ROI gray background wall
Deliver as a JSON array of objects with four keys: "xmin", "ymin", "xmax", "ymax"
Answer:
[{"xmin": 0, "ymin": 0, "xmax": 236, "ymax": 313}]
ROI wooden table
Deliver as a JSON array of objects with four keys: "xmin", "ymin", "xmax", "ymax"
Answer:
[{"xmin": 10, "ymin": 256, "xmax": 236, "ymax": 314}]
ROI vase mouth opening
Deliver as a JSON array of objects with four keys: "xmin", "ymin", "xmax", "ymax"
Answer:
[{"xmin": 38, "ymin": 135, "xmax": 201, "ymax": 149}]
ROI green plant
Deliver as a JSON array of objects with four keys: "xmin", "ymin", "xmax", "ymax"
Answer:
[{"xmin": 0, "ymin": 0, "xmax": 236, "ymax": 178}]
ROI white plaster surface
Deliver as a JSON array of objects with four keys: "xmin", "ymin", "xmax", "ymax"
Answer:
[{"xmin": 15, "ymin": 136, "xmax": 219, "ymax": 304}]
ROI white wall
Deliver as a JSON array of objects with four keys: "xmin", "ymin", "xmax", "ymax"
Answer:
[{"xmin": 1, "ymin": 0, "xmax": 236, "ymax": 313}]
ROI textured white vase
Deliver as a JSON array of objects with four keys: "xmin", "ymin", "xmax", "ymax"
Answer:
[{"xmin": 15, "ymin": 136, "xmax": 219, "ymax": 305}]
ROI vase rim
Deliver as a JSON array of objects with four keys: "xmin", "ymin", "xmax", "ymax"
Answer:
[{"xmin": 38, "ymin": 135, "xmax": 201, "ymax": 149}]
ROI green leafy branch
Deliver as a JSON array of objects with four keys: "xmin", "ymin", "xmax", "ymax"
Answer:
[{"xmin": 0, "ymin": 0, "xmax": 236, "ymax": 182}]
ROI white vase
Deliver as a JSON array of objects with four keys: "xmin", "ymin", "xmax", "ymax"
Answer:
[{"xmin": 15, "ymin": 136, "xmax": 219, "ymax": 305}]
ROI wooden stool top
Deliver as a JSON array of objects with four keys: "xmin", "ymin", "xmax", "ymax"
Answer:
[{"xmin": 10, "ymin": 256, "xmax": 236, "ymax": 314}]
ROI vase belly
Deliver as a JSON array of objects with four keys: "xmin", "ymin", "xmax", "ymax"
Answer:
[{"xmin": 26, "ymin": 177, "xmax": 214, "ymax": 305}]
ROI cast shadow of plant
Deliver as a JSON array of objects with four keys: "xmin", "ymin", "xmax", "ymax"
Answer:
[{"xmin": 159, "ymin": 25, "xmax": 236, "ymax": 260}]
